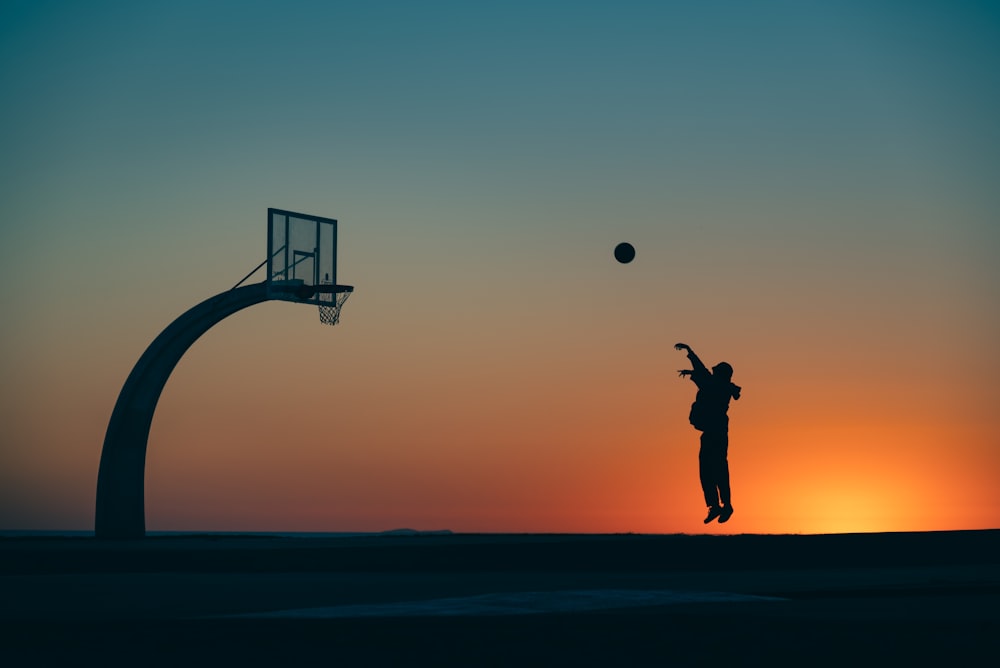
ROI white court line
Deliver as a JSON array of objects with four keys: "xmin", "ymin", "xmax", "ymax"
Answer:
[{"xmin": 226, "ymin": 590, "xmax": 786, "ymax": 619}]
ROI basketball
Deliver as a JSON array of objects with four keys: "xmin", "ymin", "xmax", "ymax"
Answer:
[{"xmin": 614, "ymin": 242, "xmax": 635, "ymax": 264}]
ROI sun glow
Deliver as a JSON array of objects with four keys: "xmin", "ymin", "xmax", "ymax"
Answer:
[
  {"xmin": 792, "ymin": 483, "xmax": 904, "ymax": 534},
  {"xmin": 728, "ymin": 417, "xmax": 978, "ymax": 535}
]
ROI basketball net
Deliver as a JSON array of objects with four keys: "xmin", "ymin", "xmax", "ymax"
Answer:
[{"xmin": 318, "ymin": 286, "xmax": 352, "ymax": 326}]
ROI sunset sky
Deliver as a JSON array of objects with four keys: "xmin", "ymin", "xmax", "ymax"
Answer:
[{"xmin": 1, "ymin": 1, "xmax": 998, "ymax": 535}]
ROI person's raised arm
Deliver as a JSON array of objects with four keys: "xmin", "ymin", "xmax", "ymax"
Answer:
[{"xmin": 674, "ymin": 343, "xmax": 708, "ymax": 375}]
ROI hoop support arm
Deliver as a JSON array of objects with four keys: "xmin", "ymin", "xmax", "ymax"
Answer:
[{"xmin": 95, "ymin": 282, "xmax": 271, "ymax": 539}]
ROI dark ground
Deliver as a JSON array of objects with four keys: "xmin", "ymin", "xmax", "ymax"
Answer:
[{"xmin": 2, "ymin": 530, "xmax": 998, "ymax": 666}]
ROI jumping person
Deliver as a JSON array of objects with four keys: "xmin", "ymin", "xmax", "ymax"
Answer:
[{"xmin": 675, "ymin": 343, "xmax": 742, "ymax": 524}]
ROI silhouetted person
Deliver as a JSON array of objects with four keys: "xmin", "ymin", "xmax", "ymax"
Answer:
[{"xmin": 675, "ymin": 343, "xmax": 742, "ymax": 524}]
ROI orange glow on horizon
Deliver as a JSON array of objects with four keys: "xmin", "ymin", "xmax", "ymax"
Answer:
[{"xmin": 138, "ymin": 399, "xmax": 998, "ymax": 536}]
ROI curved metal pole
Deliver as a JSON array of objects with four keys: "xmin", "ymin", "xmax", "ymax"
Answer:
[{"xmin": 95, "ymin": 282, "xmax": 272, "ymax": 539}]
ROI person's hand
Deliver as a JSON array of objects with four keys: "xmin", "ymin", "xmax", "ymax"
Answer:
[
  {"xmin": 678, "ymin": 369, "xmax": 692, "ymax": 378},
  {"xmin": 674, "ymin": 343, "xmax": 689, "ymax": 352}
]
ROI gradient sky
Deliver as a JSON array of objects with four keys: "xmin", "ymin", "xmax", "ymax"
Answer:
[{"xmin": 1, "ymin": 1, "xmax": 998, "ymax": 534}]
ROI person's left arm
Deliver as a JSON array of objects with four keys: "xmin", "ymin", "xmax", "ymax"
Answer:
[{"xmin": 675, "ymin": 343, "xmax": 709, "ymax": 382}]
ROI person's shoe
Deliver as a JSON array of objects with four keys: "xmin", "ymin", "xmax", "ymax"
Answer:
[
  {"xmin": 704, "ymin": 506, "xmax": 723, "ymax": 524},
  {"xmin": 719, "ymin": 505, "xmax": 734, "ymax": 523}
]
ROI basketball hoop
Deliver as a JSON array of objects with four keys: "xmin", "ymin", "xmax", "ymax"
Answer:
[{"xmin": 317, "ymin": 284, "xmax": 353, "ymax": 326}]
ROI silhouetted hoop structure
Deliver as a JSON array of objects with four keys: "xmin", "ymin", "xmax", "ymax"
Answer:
[{"xmin": 96, "ymin": 208, "xmax": 352, "ymax": 539}]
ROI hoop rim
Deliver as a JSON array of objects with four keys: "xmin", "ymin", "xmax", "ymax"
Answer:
[
  {"xmin": 314, "ymin": 284, "xmax": 354, "ymax": 293},
  {"xmin": 272, "ymin": 283, "xmax": 353, "ymax": 300}
]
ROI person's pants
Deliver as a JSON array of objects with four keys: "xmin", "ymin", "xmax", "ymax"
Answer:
[{"xmin": 699, "ymin": 429, "xmax": 731, "ymax": 508}]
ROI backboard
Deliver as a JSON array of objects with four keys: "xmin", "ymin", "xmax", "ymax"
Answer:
[{"xmin": 266, "ymin": 208, "xmax": 339, "ymax": 305}]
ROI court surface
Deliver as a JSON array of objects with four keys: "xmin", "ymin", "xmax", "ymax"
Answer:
[{"xmin": 2, "ymin": 531, "xmax": 997, "ymax": 665}]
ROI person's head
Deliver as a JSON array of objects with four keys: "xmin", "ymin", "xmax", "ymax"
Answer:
[{"xmin": 712, "ymin": 362, "xmax": 734, "ymax": 380}]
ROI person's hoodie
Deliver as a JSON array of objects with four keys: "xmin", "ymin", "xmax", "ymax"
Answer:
[{"xmin": 685, "ymin": 351, "xmax": 740, "ymax": 431}]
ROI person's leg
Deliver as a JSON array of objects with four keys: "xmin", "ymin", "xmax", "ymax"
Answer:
[
  {"xmin": 700, "ymin": 431, "xmax": 725, "ymax": 523},
  {"xmin": 717, "ymin": 431, "xmax": 734, "ymax": 522},
  {"xmin": 717, "ymin": 431, "xmax": 731, "ymax": 507},
  {"xmin": 699, "ymin": 433, "xmax": 720, "ymax": 508}
]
